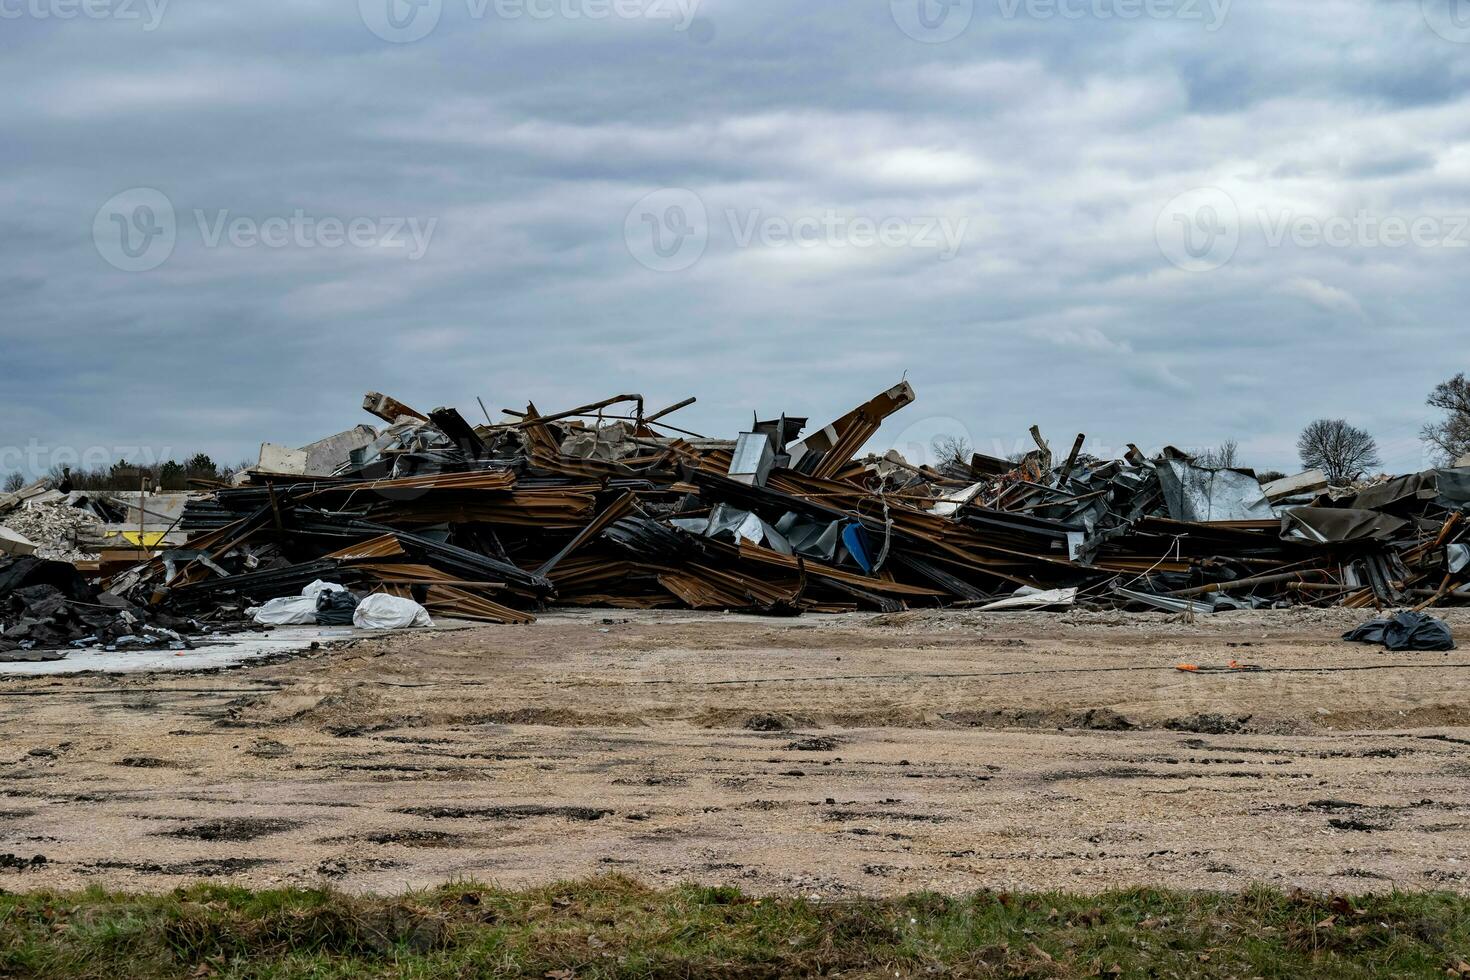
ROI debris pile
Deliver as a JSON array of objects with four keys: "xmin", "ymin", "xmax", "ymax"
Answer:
[
  {"xmin": 0, "ymin": 556, "xmax": 196, "ymax": 661},
  {"xmin": 94, "ymin": 382, "xmax": 1469, "ymax": 627}
]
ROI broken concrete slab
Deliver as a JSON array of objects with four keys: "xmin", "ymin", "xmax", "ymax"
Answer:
[
  {"xmin": 0, "ymin": 526, "xmax": 38, "ymax": 557},
  {"xmin": 1261, "ymin": 468, "xmax": 1329, "ymax": 502},
  {"xmin": 255, "ymin": 443, "xmax": 309, "ymax": 476},
  {"xmin": 300, "ymin": 425, "xmax": 378, "ymax": 477}
]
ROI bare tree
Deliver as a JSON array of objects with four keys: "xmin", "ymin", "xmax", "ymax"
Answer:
[
  {"xmin": 1195, "ymin": 439, "xmax": 1239, "ymax": 469},
  {"xmin": 930, "ymin": 434, "xmax": 972, "ymax": 471},
  {"xmin": 1422, "ymin": 373, "xmax": 1470, "ymax": 465},
  {"xmin": 3, "ymin": 472, "xmax": 25, "ymax": 493},
  {"xmin": 1298, "ymin": 419, "xmax": 1381, "ymax": 484}
]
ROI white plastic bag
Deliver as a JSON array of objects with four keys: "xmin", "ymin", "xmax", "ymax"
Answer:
[
  {"xmin": 352, "ymin": 594, "xmax": 433, "ymax": 630},
  {"xmin": 302, "ymin": 580, "xmax": 347, "ymax": 599},
  {"xmin": 251, "ymin": 595, "xmax": 320, "ymax": 626}
]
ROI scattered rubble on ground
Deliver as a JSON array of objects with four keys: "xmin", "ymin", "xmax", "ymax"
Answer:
[{"xmin": 0, "ymin": 556, "xmax": 202, "ymax": 661}]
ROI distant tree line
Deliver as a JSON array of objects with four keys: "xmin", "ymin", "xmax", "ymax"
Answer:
[{"xmin": 2, "ymin": 455, "xmax": 253, "ymax": 494}]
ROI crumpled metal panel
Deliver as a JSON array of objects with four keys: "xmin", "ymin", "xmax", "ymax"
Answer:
[
  {"xmin": 1156, "ymin": 460, "xmax": 1274, "ymax": 522},
  {"xmin": 1280, "ymin": 507, "xmax": 1410, "ymax": 544}
]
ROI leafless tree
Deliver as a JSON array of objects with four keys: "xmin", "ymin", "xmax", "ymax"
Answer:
[
  {"xmin": 930, "ymin": 434, "xmax": 972, "ymax": 470},
  {"xmin": 1195, "ymin": 439, "xmax": 1239, "ymax": 469},
  {"xmin": 1422, "ymin": 373, "xmax": 1470, "ymax": 465},
  {"xmin": 1298, "ymin": 419, "xmax": 1381, "ymax": 484},
  {"xmin": 3, "ymin": 472, "xmax": 25, "ymax": 493}
]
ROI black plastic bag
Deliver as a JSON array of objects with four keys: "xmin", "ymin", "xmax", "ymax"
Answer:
[
  {"xmin": 315, "ymin": 589, "xmax": 360, "ymax": 626},
  {"xmin": 1343, "ymin": 611, "xmax": 1455, "ymax": 652}
]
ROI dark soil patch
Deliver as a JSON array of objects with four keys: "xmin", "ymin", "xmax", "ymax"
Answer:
[
  {"xmin": 787, "ymin": 736, "xmax": 841, "ymax": 751},
  {"xmin": 940, "ymin": 707, "xmax": 1135, "ymax": 731},
  {"xmin": 744, "ymin": 712, "xmax": 811, "ymax": 732},
  {"xmin": 245, "ymin": 739, "xmax": 292, "ymax": 758},
  {"xmin": 1329, "ymin": 818, "xmax": 1388, "ymax": 833},
  {"xmin": 87, "ymin": 858, "xmax": 273, "ymax": 876},
  {"xmin": 1165, "ymin": 714, "xmax": 1253, "ymax": 735},
  {"xmin": 156, "ymin": 818, "xmax": 301, "ymax": 842},
  {"xmin": 824, "ymin": 809, "xmax": 949, "ymax": 823},
  {"xmin": 397, "ymin": 804, "xmax": 611, "ymax": 822},
  {"xmin": 611, "ymin": 775, "xmax": 688, "ymax": 787},
  {"xmin": 0, "ymin": 854, "xmax": 47, "ymax": 872},
  {"xmin": 361, "ymin": 830, "xmax": 462, "ymax": 847}
]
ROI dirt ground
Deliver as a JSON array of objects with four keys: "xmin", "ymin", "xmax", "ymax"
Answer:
[{"xmin": 3, "ymin": 608, "xmax": 1469, "ymax": 897}]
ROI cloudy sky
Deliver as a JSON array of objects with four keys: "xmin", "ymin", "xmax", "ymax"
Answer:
[{"xmin": 3, "ymin": 0, "xmax": 1468, "ymax": 479}]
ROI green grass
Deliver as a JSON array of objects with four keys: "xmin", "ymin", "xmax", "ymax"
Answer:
[{"xmin": 1, "ymin": 876, "xmax": 1468, "ymax": 978}]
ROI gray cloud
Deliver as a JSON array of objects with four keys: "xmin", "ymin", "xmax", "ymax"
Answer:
[{"xmin": 2, "ymin": 0, "xmax": 1467, "ymax": 479}]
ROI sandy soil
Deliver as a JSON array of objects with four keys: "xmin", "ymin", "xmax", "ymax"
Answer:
[{"xmin": 2, "ymin": 608, "xmax": 1469, "ymax": 896}]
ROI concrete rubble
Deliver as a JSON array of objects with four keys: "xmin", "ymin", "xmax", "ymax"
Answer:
[{"xmin": 0, "ymin": 498, "xmax": 105, "ymax": 563}]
